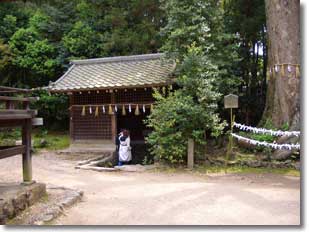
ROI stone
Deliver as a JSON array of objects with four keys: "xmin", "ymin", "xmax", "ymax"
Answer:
[
  {"xmin": 114, "ymin": 164, "xmax": 146, "ymax": 172},
  {"xmin": 41, "ymin": 214, "xmax": 54, "ymax": 222},
  {"xmin": 0, "ymin": 183, "xmax": 46, "ymax": 224},
  {"xmin": 293, "ymin": 162, "xmax": 300, "ymax": 170},
  {"xmin": 40, "ymin": 139, "xmax": 48, "ymax": 147},
  {"xmin": 3, "ymin": 202, "xmax": 15, "ymax": 218},
  {"xmin": 27, "ymin": 183, "xmax": 46, "ymax": 205},
  {"xmin": 12, "ymin": 193, "xmax": 28, "ymax": 213}
]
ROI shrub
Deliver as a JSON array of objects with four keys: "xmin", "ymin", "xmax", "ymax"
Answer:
[
  {"xmin": 31, "ymin": 89, "xmax": 69, "ymax": 131},
  {"xmin": 146, "ymin": 47, "xmax": 226, "ymax": 164}
]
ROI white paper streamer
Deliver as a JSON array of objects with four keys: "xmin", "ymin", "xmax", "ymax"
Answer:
[
  {"xmin": 231, "ymin": 133, "xmax": 300, "ymax": 150},
  {"xmin": 275, "ymin": 65, "xmax": 279, "ymax": 72},
  {"xmin": 129, "ymin": 104, "xmax": 132, "ymax": 113},
  {"xmin": 233, "ymin": 122, "xmax": 300, "ymax": 137},
  {"xmin": 89, "ymin": 106, "xmax": 92, "ymax": 114},
  {"xmin": 102, "ymin": 105, "xmax": 105, "ymax": 113},
  {"xmin": 114, "ymin": 105, "xmax": 118, "ymax": 112},
  {"xmin": 287, "ymin": 65, "xmax": 292, "ymax": 73},
  {"xmin": 142, "ymin": 104, "xmax": 146, "ymax": 113}
]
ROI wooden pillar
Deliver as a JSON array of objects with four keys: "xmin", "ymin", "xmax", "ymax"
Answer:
[
  {"xmin": 69, "ymin": 94, "xmax": 74, "ymax": 142},
  {"xmin": 6, "ymin": 100, "xmax": 14, "ymax": 109},
  {"xmin": 22, "ymin": 119, "xmax": 32, "ymax": 183},
  {"xmin": 187, "ymin": 138, "xmax": 194, "ymax": 169},
  {"xmin": 23, "ymin": 101, "xmax": 30, "ymax": 110},
  {"xmin": 111, "ymin": 92, "xmax": 117, "ymax": 143}
]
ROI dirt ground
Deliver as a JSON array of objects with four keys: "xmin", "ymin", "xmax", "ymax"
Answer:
[{"xmin": 0, "ymin": 151, "xmax": 300, "ymax": 225}]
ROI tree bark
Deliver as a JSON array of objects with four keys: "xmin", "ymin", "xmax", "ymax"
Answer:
[{"xmin": 263, "ymin": 0, "xmax": 300, "ymax": 130}]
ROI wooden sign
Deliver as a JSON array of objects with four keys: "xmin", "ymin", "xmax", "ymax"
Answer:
[
  {"xmin": 224, "ymin": 94, "xmax": 239, "ymax": 109},
  {"xmin": 32, "ymin": 118, "xmax": 44, "ymax": 126}
]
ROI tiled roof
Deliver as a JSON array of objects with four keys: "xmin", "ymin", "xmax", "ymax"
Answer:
[{"xmin": 50, "ymin": 53, "xmax": 175, "ymax": 92}]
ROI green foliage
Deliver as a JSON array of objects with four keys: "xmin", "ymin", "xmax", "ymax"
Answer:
[
  {"xmin": 223, "ymin": 0, "xmax": 267, "ymax": 125},
  {"xmin": 0, "ymin": 0, "xmax": 165, "ymax": 88},
  {"xmin": 33, "ymin": 130, "xmax": 70, "ymax": 150},
  {"xmin": 142, "ymin": 156, "xmax": 153, "ymax": 165},
  {"xmin": 62, "ymin": 21, "xmax": 103, "ymax": 59},
  {"xmin": 0, "ymin": 15, "xmax": 17, "ymax": 41},
  {"xmin": 0, "ymin": 0, "xmax": 165, "ymax": 128},
  {"xmin": 161, "ymin": 0, "xmax": 241, "ymax": 96},
  {"xmin": 8, "ymin": 15, "xmax": 60, "ymax": 86},
  {"xmin": 0, "ymin": 0, "xmax": 268, "ymax": 146},
  {"xmin": 146, "ymin": 47, "xmax": 226, "ymax": 163},
  {"xmin": 0, "ymin": 128, "xmax": 21, "ymax": 146},
  {"xmin": 28, "ymin": 10, "xmax": 51, "ymax": 35},
  {"xmin": 31, "ymin": 90, "xmax": 69, "ymax": 130},
  {"xmin": 145, "ymin": 0, "xmax": 236, "ymax": 164},
  {"xmin": 0, "ymin": 40, "xmax": 11, "ymax": 65}
]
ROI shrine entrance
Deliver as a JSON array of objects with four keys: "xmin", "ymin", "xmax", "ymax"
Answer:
[
  {"xmin": 116, "ymin": 108, "xmax": 152, "ymax": 164},
  {"xmin": 116, "ymin": 108, "xmax": 151, "ymax": 142}
]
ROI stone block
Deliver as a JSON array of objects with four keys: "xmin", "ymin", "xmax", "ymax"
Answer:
[{"xmin": 0, "ymin": 182, "xmax": 46, "ymax": 224}]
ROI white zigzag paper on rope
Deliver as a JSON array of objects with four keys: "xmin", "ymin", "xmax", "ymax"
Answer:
[
  {"xmin": 231, "ymin": 133, "xmax": 300, "ymax": 150},
  {"xmin": 233, "ymin": 122, "xmax": 300, "ymax": 137}
]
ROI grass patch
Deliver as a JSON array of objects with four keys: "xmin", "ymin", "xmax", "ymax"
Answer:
[
  {"xmin": 33, "ymin": 130, "xmax": 70, "ymax": 151},
  {"xmin": 194, "ymin": 165, "xmax": 300, "ymax": 177},
  {"xmin": 0, "ymin": 129, "xmax": 70, "ymax": 151},
  {"xmin": 151, "ymin": 164, "xmax": 300, "ymax": 177}
]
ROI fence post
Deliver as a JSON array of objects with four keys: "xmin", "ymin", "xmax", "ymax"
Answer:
[
  {"xmin": 187, "ymin": 138, "xmax": 194, "ymax": 169},
  {"xmin": 22, "ymin": 119, "xmax": 32, "ymax": 183}
]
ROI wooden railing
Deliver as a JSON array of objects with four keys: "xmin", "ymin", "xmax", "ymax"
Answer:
[{"xmin": 0, "ymin": 86, "xmax": 42, "ymax": 183}]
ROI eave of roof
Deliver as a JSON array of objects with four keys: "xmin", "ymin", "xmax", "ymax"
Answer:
[
  {"xmin": 49, "ymin": 53, "xmax": 176, "ymax": 93},
  {"xmin": 70, "ymin": 53, "xmax": 164, "ymax": 65}
]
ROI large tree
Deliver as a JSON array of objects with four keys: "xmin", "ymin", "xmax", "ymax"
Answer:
[
  {"xmin": 263, "ymin": 0, "xmax": 300, "ymax": 130},
  {"xmin": 263, "ymin": 0, "xmax": 300, "ymax": 160}
]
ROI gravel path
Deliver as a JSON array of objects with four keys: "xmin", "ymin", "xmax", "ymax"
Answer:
[{"xmin": 0, "ymin": 151, "xmax": 300, "ymax": 225}]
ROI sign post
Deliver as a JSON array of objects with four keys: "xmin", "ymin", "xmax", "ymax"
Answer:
[{"xmin": 224, "ymin": 94, "xmax": 239, "ymax": 171}]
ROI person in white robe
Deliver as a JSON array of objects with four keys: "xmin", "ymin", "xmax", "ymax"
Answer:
[{"xmin": 118, "ymin": 130, "xmax": 132, "ymax": 166}]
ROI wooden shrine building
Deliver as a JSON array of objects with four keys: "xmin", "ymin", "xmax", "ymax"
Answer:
[{"xmin": 49, "ymin": 53, "xmax": 175, "ymax": 144}]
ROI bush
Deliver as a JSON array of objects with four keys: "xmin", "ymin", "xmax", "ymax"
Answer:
[
  {"xmin": 145, "ymin": 46, "xmax": 226, "ymax": 164},
  {"xmin": 31, "ymin": 89, "xmax": 69, "ymax": 131}
]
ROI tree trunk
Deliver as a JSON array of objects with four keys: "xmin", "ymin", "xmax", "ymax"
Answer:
[{"xmin": 263, "ymin": 0, "xmax": 300, "ymax": 130}]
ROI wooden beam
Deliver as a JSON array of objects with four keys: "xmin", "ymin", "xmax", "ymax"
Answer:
[
  {"xmin": 49, "ymin": 83, "xmax": 173, "ymax": 94},
  {"xmin": 0, "ymin": 119, "xmax": 25, "ymax": 128},
  {"xmin": 69, "ymin": 95, "xmax": 74, "ymax": 142},
  {"xmin": 111, "ymin": 92, "xmax": 116, "ymax": 143},
  {"xmin": 0, "ymin": 114, "xmax": 32, "ymax": 120},
  {"xmin": 0, "ymin": 96, "xmax": 39, "ymax": 102},
  {"xmin": 0, "ymin": 146, "xmax": 26, "ymax": 159},
  {"xmin": 0, "ymin": 109, "xmax": 37, "ymax": 116},
  {"xmin": 0, "ymin": 86, "xmax": 31, "ymax": 93}
]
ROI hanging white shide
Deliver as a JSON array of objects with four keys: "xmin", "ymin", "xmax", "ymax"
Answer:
[
  {"xmin": 233, "ymin": 122, "xmax": 300, "ymax": 137},
  {"xmin": 231, "ymin": 133, "xmax": 300, "ymax": 150}
]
